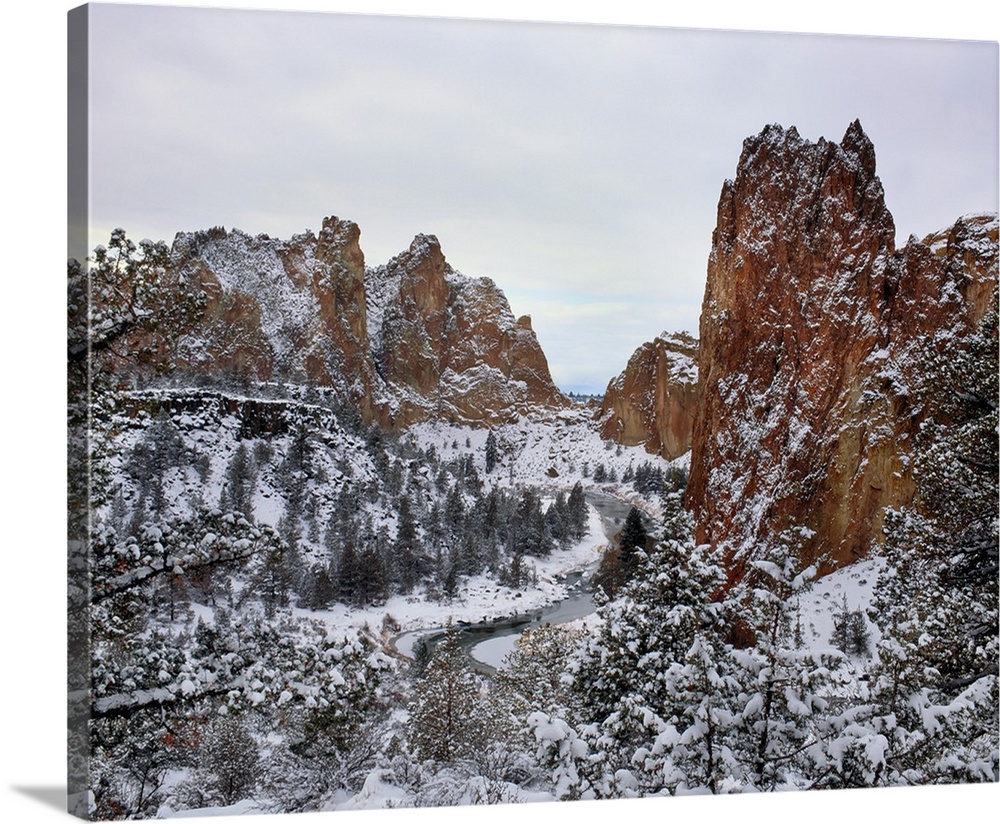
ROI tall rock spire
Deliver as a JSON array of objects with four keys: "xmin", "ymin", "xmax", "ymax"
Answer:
[{"xmin": 686, "ymin": 122, "xmax": 997, "ymax": 580}]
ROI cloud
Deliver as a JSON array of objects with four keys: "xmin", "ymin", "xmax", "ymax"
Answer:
[{"xmin": 85, "ymin": 5, "xmax": 998, "ymax": 391}]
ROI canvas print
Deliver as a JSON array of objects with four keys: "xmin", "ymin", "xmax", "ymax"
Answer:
[{"xmin": 67, "ymin": 3, "xmax": 999, "ymax": 820}]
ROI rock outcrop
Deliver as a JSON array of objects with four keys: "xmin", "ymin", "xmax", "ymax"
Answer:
[
  {"xmin": 686, "ymin": 121, "xmax": 997, "ymax": 579},
  {"xmin": 369, "ymin": 234, "xmax": 568, "ymax": 427},
  {"xmin": 597, "ymin": 331, "xmax": 699, "ymax": 460},
  {"xmin": 167, "ymin": 217, "xmax": 567, "ymax": 429},
  {"xmin": 170, "ymin": 217, "xmax": 382, "ymax": 421}
]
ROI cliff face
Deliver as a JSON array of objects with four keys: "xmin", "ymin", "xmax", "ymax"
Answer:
[
  {"xmin": 687, "ymin": 121, "xmax": 997, "ymax": 578},
  {"xmin": 168, "ymin": 218, "xmax": 567, "ymax": 429},
  {"xmin": 369, "ymin": 234, "xmax": 568, "ymax": 428},
  {"xmin": 170, "ymin": 218, "xmax": 382, "ymax": 420},
  {"xmin": 598, "ymin": 331, "xmax": 699, "ymax": 460}
]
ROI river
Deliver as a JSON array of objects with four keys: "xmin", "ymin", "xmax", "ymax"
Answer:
[{"xmin": 391, "ymin": 490, "xmax": 654, "ymax": 674}]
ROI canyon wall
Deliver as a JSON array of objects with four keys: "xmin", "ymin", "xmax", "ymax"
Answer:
[
  {"xmin": 167, "ymin": 218, "xmax": 568, "ymax": 430},
  {"xmin": 597, "ymin": 331, "xmax": 699, "ymax": 460},
  {"xmin": 686, "ymin": 120, "xmax": 997, "ymax": 577}
]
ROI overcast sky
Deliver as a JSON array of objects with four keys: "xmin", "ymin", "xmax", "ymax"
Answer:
[{"xmin": 83, "ymin": 3, "xmax": 998, "ymax": 394}]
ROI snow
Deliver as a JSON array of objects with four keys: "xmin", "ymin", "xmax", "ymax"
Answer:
[
  {"xmin": 796, "ymin": 556, "xmax": 884, "ymax": 653},
  {"xmin": 407, "ymin": 409, "xmax": 678, "ymax": 501},
  {"xmin": 468, "ymin": 634, "xmax": 520, "ymax": 668},
  {"xmin": 95, "ymin": 379, "xmax": 937, "ymax": 817},
  {"xmin": 157, "ymin": 799, "xmax": 264, "ymax": 818},
  {"xmin": 325, "ymin": 501, "xmax": 608, "ymax": 656},
  {"xmin": 194, "ymin": 230, "xmax": 321, "ymax": 367}
]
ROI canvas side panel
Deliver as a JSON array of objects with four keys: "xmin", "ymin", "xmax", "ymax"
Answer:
[{"xmin": 67, "ymin": 4, "xmax": 91, "ymax": 819}]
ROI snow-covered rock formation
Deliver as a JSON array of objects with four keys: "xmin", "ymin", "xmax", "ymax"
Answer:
[
  {"xmin": 596, "ymin": 330, "xmax": 699, "ymax": 460},
  {"xmin": 167, "ymin": 217, "xmax": 568, "ymax": 430},
  {"xmin": 686, "ymin": 120, "xmax": 998, "ymax": 579}
]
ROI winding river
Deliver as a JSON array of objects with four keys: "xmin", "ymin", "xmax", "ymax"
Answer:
[{"xmin": 392, "ymin": 491, "xmax": 655, "ymax": 674}]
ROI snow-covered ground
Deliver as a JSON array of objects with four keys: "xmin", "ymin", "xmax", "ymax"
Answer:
[
  {"xmin": 292, "ymin": 501, "xmax": 607, "ymax": 656},
  {"xmin": 797, "ymin": 556, "xmax": 884, "ymax": 650},
  {"xmin": 407, "ymin": 406, "xmax": 678, "ymax": 497},
  {"xmin": 102, "ymin": 387, "xmax": 913, "ymax": 819}
]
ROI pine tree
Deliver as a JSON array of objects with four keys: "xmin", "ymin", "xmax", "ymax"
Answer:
[
  {"xmin": 201, "ymin": 715, "xmax": 261, "ymax": 805},
  {"xmin": 357, "ymin": 546, "xmax": 387, "ymax": 606},
  {"xmin": 724, "ymin": 534, "xmax": 844, "ymax": 791},
  {"xmin": 830, "ymin": 594, "xmax": 853, "ymax": 653},
  {"xmin": 409, "ymin": 628, "xmax": 483, "ymax": 762},
  {"xmin": 485, "ymin": 430, "xmax": 498, "ymax": 474},
  {"xmin": 618, "ymin": 506, "xmax": 648, "ymax": 579},
  {"xmin": 567, "ymin": 481, "xmax": 588, "ymax": 541},
  {"xmin": 395, "ymin": 496, "xmax": 422, "ymax": 593},
  {"xmin": 444, "ymin": 484, "xmax": 466, "ymax": 541},
  {"xmin": 336, "ymin": 543, "xmax": 362, "ymax": 605},
  {"xmin": 301, "ymin": 562, "xmax": 336, "ymax": 611},
  {"xmin": 578, "ymin": 535, "xmax": 727, "ymax": 727},
  {"xmin": 225, "ymin": 443, "xmax": 256, "ymax": 521},
  {"xmin": 545, "ymin": 492, "xmax": 569, "ymax": 547}
]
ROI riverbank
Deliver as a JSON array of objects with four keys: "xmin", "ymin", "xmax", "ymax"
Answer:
[
  {"xmin": 286, "ymin": 500, "xmax": 609, "ymax": 659},
  {"xmin": 388, "ymin": 490, "xmax": 651, "ymax": 672}
]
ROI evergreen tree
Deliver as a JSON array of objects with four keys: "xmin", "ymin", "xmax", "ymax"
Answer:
[
  {"xmin": 830, "ymin": 595, "xmax": 870, "ymax": 656},
  {"xmin": 409, "ymin": 628, "xmax": 483, "ymax": 762},
  {"xmin": 577, "ymin": 534, "xmax": 727, "ymax": 728},
  {"xmin": 356, "ymin": 546, "xmax": 387, "ymax": 606},
  {"xmin": 723, "ymin": 535, "xmax": 844, "ymax": 791},
  {"xmin": 567, "ymin": 481, "xmax": 588, "ymax": 541},
  {"xmin": 444, "ymin": 484, "xmax": 466, "ymax": 541},
  {"xmin": 336, "ymin": 543, "xmax": 362, "ymax": 605},
  {"xmin": 496, "ymin": 623, "xmax": 585, "ymax": 719},
  {"xmin": 830, "ymin": 593, "xmax": 853, "ymax": 653},
  {"xmin": 545, "ymin": 492, "xmax": 570, "ymax": 547},
  {"xmin": 226, "ymin": 443, "xmax": 256, "ymax": 520},
  {"xmin": 395, "ymin": 496, "xmax": 422, "ymax": 593},
  {"xmin": 540, "ymin": 533, "xmax": 731, "ymax": 798},
  {"xmin": 862, "ymin": 303, "xmax": 998, "ymax": 786},
  {"xmin": 485, "ymin": 430, "xmax": 498, "ymax": 474},
  {"xmin": 75, "ymin": 228, "xmax": 205, "ymax": 382},
  {"xmin": 201, "ymin": 715, "xmax": 261, "ymax": 805},
  {"xmin": 618, "ymin": 506, "xmax": 648, "ymax": 578},
  {"xmin": 299, "ymin": 562, "xmax": 336, "ymax": 611}
]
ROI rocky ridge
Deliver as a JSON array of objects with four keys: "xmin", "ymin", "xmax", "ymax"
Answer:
[
  {"xmin": 369, "ymin": 234, "xmax": 568, "ymax": 428},
  {"xmin": 168, "ymin": 218, "xmax": 568, "ymax": 430},
  {"xmin": 596, "ymin": 331, "xmax": 699, "ymax": 460},
  {"xmin": 685, "ymin": 120, "xmax": 998, "ymax": 578}
]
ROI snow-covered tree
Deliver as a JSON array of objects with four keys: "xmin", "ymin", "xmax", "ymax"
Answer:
[
  {"xmin": 567, "ymin": 481, "xmax": 588, "ymax": 541},
  {"xmin": 485, "ymin": 430, "xmax": 498, "ymax": 473},
  {"xmin": 70, "ymin": 228, "xmax": 206, "ymax": 381},
  {"xmin": 202, "ymin": 715, "xmax": 261, "ymax": 805},
  {"xmin": 408, "ymin": 628, "xmax": 483, "ymax": 763},
  {"xmin": 861, "ymin": 302, "xmax": 998, "ymax": 786},
  {"xmin": 712, "ymin": 531, "xmax": 847, "ymax": 791},
  {"xmin": 578, "ymin": 535, "xmax": 726, "ymax": 725},
  {"xmin": 542, "ymin": 525, "xmax": 733, "ymax": 796}
]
